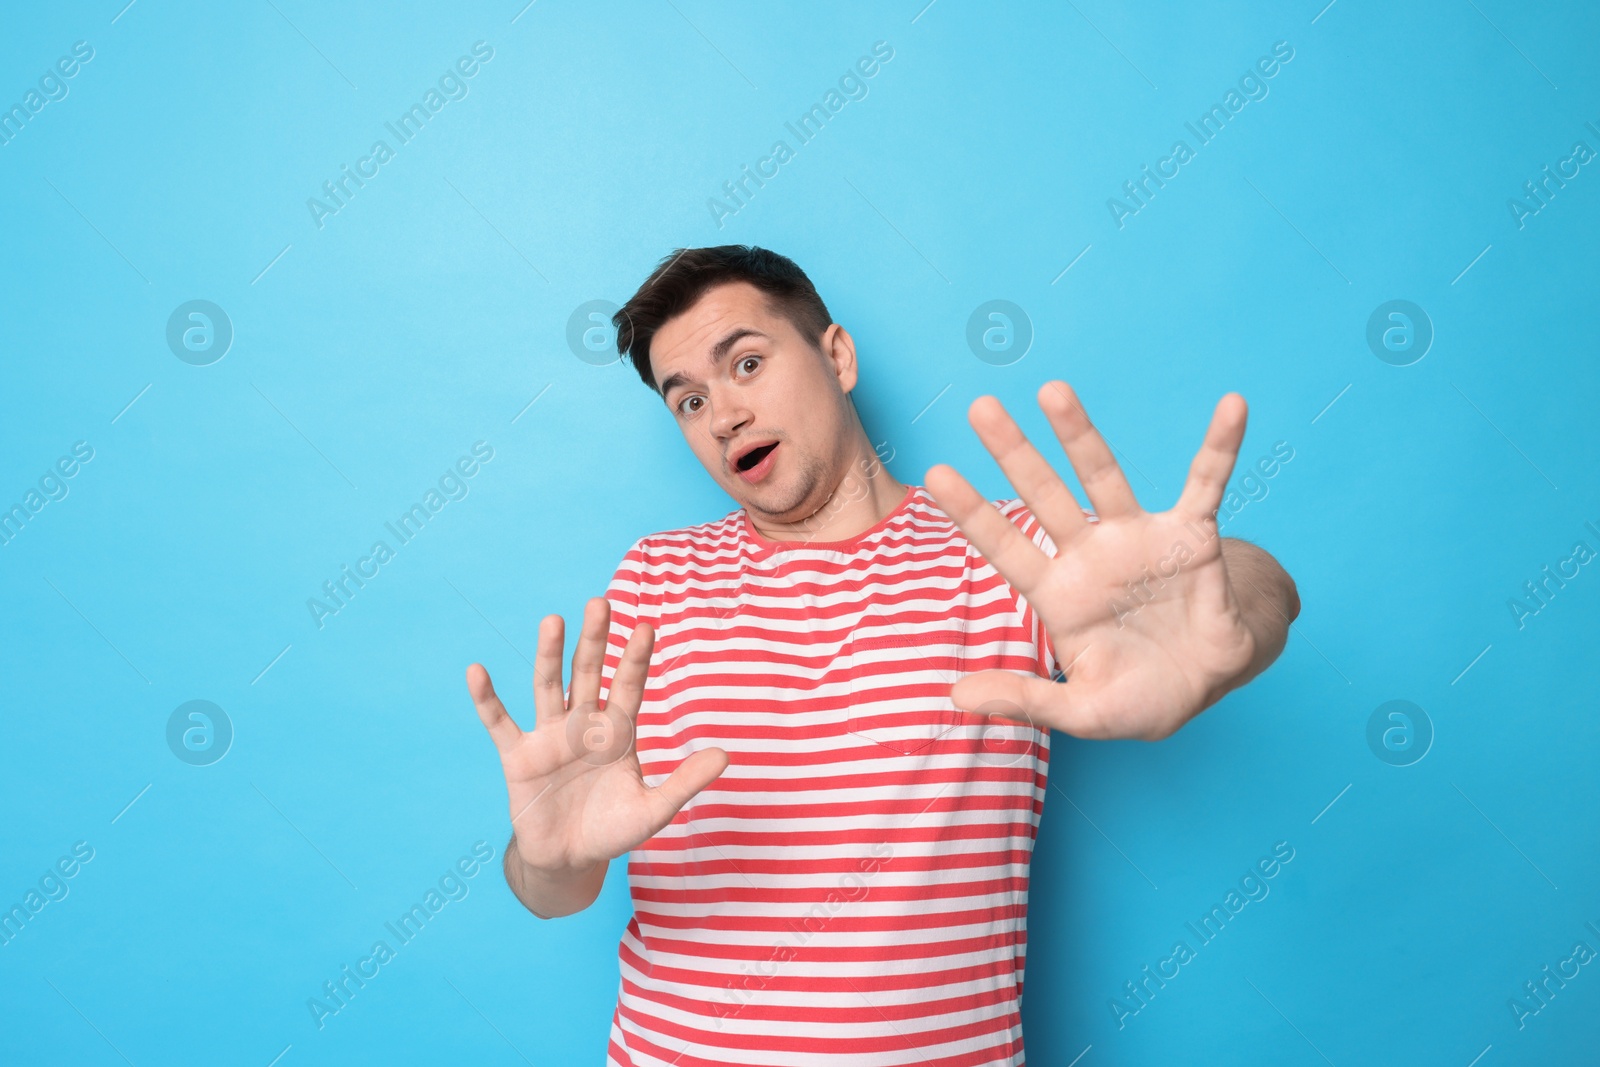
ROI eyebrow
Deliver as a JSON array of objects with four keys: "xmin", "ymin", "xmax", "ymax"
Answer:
[{"xmin": 658, "ymin": 327, "xmax": 770, "ymax": 401}]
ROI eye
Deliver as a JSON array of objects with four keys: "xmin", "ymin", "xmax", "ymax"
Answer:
[
  {"xmin": 735, "ymin": 354, "xmax": 762, "ymax": 376},
  {"xmin": 676, "ymin": 394, "xmax": 704, "ymax": 416}
]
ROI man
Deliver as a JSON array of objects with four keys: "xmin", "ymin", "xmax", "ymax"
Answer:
[{"xmin": 466, "ymin": 246, "xmax": 1299, "ymax": 1065}]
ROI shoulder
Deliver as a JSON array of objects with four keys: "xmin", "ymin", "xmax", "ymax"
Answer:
[{"xmin": 613, "ymin": 508, "xmax": 745, "ymax": 577}]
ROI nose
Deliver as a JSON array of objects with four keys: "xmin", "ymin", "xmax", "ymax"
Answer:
[{"xmin": 707, "ymin": 387, "xmax": 753, "ymax": 443}]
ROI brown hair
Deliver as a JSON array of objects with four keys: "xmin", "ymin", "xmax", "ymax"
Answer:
[{"xmin": 614, "ymin": 245, "xmax": 832, "ymax": 392}]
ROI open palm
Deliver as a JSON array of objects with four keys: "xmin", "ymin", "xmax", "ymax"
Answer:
[
  {"xmin": 467, "ymin": 597, "xmax": 728, "ymax": 875},
  {"xmin": 926, "ymin": 381, "xmax": 1257, "ymax": 741}
]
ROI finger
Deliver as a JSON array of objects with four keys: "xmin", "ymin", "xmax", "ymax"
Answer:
[
  {"xmin": 1037, "ymin": 381, "xmax": 1142, "ymax": 519},
  {"xmin": 531, "ymin": 614, "xmax": 568, "ymax": 727},
  {"xmin": 924, "ymin": 462, "xmax": 1049, "ymax": 593},
  {"xmin": 1173, "ymin": 393, "xmax": 1248, "ymax": 519},
  {"xmin": 466, "ymin": 663, "xmax": 523, "ymax": 753},
  {"xmin": 964, "ymin": 395, "xmax": 1090, "ymax": 544},
  {"xmin": 950, "ymin": 669, "xmax": 1110, "ymax": 739},
  {"xmin": 605, "ymin": 621, "xmax": 656, "ymax": 717},
  {"xmin": 647, "ymin": 746, "xmax": 730, "ymax": 824},
  {"xmin": 567, "ymin": 597, "xmax": 611, "ymax": 710}
]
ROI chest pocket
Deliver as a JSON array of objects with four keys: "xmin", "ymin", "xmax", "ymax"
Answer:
[
  {"xmin": 841, "ymin": 571, "xmax": 1050, "ymax": 767},
  {"xmin": 843, "ymin": 606, "xmax": 968, "ymax": 755}
]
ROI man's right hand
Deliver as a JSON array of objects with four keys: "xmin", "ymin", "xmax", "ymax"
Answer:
[{"xmin": 465, "ymin": 596, "xmax": 729, "ymax": 917}]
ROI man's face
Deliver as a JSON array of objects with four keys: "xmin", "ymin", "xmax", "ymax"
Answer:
[{"xmin": 649, "ymin": 281, "xmax": 857, "ymax": 524}]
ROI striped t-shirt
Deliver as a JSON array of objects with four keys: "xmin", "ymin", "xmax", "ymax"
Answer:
[{"xmin": 599, "ymin": 485, "xmax": 1083, "ymax": 1066}]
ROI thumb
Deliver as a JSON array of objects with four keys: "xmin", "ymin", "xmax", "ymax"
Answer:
[
  {"xmin": 646, "ymin": 746, "xmax": 730, "ymax": 827},
  {"xmin": 951, "ymin": 669, "xmax": 1056, "ymax": 728}
]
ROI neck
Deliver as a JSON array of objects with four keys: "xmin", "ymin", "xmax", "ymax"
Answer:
[{"xmin": 747, "ymin": 434, "xmax": 907, "ymax": 545}]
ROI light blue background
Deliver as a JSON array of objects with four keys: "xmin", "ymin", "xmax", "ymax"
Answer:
[{"xmin": 2, "ymin": 1, "xmax": 1597, "ymax": 1064}]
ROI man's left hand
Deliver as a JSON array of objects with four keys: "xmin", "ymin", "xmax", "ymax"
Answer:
[{"xmin": 926, "ymin": 381, "xmax": 1297, "ymax": 742}]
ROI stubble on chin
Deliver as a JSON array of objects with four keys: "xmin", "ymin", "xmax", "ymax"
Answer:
[{"xmin": 746, "ymin": 449, "xmax": 827, "ymax": 528}]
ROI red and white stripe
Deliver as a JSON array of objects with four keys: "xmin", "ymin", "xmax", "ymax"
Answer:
[{"xmin": 597, "ymin": 486, "xmax": 1080, "ymax": 1066}]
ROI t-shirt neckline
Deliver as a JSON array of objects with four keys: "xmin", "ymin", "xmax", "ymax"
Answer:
[{"xmin": 741, "ymin": 484, "xmax": 920, "ymax": 556}]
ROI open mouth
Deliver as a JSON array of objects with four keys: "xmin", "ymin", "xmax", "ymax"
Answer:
[{"xmin": 736, "ymin": 442, "xmax": 777, "ymax": 472}]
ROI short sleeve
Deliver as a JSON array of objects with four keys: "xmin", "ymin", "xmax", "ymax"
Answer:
[
  {"xmin": 997, "ymin": 499, "xmax": 1097, "ymax": 681},
  {"xmin": 595, "ymin": 537, "xmax": 653, "ymax": 707}
]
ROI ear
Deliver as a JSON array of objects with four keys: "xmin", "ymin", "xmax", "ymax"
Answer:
[{"xmin": 820, "ymin": 324, "xmax": 858, "ymax": 394}]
